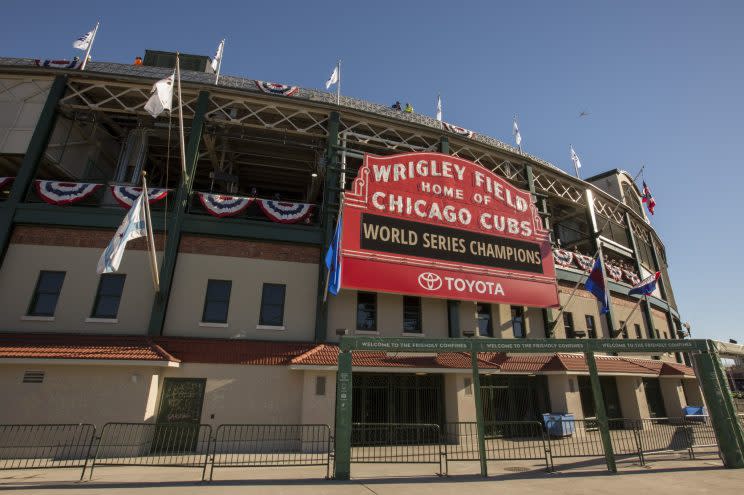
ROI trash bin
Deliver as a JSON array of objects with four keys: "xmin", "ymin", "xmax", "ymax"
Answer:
[
  {"xmin": 542, "ymin": 413, "xmax": 575, "ymax": 437},
  {"xmin": 682, "ymin": 406, "xmax": 706, "ymax": 421}
]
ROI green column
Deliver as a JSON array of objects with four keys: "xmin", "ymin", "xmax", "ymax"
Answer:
[
  {"xmin": 585, "ymin": 351, "xmax": 617, "ymax": 472},
  {"xmin": 439, "ymin": 136, "xmax": 449, "ymax": 154},
  {"xmin": 314, "ymin": 111, "xmax": 341, "ymax": 343},
  {"xmin": 334, "ymin": 350, "xmax": 353, "ymax": 479},
  {"xmin": 147, "ymin": 90, "xmax": 210, "ymax": 336},
  {"xmin": 471, "ymin": 350, "xmax": 488, "ymax": 477},
  {"xmin": 707, "ymin": 343, "xmax": 744, "ymax": 455},
  {"xmin": 0, "ymin": 75, "xmax": 67, "ymax": 263},
  {"xmin": 693, "ymin": 350, "xmax": 744, "ymax": 468}
]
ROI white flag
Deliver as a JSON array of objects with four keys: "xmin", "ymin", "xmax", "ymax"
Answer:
[
  {"xmin": 513, "ymin": 119, "xmax": 522, "ymax": 146},
  {"xmin": 436, "ymin": 95, "xmax": 442, "ymax": 122},
  {"xmin": 73, "ymin": 28, "xmax": 95, "ymax": 50},
  {"xmin": 570, "ymin": 146, "xmax": 582, "ymax": 169},
  {"xmin": 97, "ymin": 193, "xmax": 148, "ymax": 274},
  {"xmin": 325, "ymin": 65, "xmax": 339, "ymax": 89},
  {"xmin": 144, "ymin": 73, "xmax": 175, "ymax": 117},
  {"xmin": 211, "ymin": 39, "xmax": 224, "ymax": 72}
]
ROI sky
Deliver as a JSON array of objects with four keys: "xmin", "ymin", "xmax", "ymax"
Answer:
[{"xmin": 2, "ymin": 0, "xmax": 742, "ymax": 342}]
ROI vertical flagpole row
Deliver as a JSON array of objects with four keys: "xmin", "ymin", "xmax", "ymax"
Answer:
[
  {"xmin": 141, "ymin": 173, "xmax": 160, "ymax": 292},
  {"xmin": 336, "ymin": 60, "xmax": 341, "ymax": 106},
  {"xmin": 80, "ymin": 21, "xmax": 99, "ymax": 71},
  {"xmin": 176, "ymin": 54, "xmax": 188, "ymax": 182}
]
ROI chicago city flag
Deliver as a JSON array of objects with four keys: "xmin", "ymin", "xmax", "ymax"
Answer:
[
  {"xmin": 144, "ymin": 73, "xmax": 175, "ymax": 117},
  {"xmin": 584, "ymin": 257, "xmax": 609, "ymax": 314},
  {"xmin": 97, "ymin": 192, "xmax": 147, "ymax": 274}
]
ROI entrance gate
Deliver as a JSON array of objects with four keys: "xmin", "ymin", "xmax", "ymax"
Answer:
[{"xmin": 333, "ymin": 337, "xmax": 744, "ymax": 479}]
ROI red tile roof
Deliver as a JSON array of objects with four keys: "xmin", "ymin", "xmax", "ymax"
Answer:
[
  {"xmin": 155, "ymin": 337, "xmax": 315, "ymax": 365},
  {"xmin": 0, "ymin": 333, "xmax": 178, "ymax": 362},
  {"xmin": 0, "ymin": 334, "xmax": 695, "ymax": 377}
]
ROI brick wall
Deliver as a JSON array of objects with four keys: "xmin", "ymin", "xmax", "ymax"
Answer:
[{"xmin": 10, "ymin": 225, "xmax": 319, "ymax": 263}]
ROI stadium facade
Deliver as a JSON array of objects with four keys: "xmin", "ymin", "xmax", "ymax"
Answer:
[{"xmin": 0, "ymin": 52, "xmax": 703, "ymax": 431}]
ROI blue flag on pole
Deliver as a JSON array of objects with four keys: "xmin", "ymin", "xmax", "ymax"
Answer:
[
  {"xmin": 629, "ymin": 271, "xmax": 660, "ymax": 297},
  {"xmin": 584, "ymin": 257, "xmax": 609, "ymax": 314},
  {"xmin": 324, "ymin": 213, "xmax": 343, "ymax": 296}
]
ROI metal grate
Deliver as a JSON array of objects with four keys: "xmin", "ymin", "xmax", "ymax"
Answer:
[{"xmin": 22, "ymin": 370, "xmax": 45, "ymax": 383}]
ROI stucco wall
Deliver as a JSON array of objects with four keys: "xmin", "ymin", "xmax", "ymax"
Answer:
[
  {"xmin": 659, "ymin": 378, "xmax": 687, "ymax": 418},
  {"xmin": 548, "ymin": 375, "xmax": 583, "ymax": 418},
  {"xmin": 616, "ymin": 376, "xmax": 650, "ymax": 420},
  {"xmin": 0, "ymin": 243, "xmax": 158, "ymax": 335},
  {"xmin": 0, "ymin": 364, "xmax": 159, "ymax": 425},
  {"xmin": 164, "ymin": 254, "xmax": 318, "ymax": 341},
  {"xmin": 300, "ymin": 370, "xmax": 336, "ymax": 427}
]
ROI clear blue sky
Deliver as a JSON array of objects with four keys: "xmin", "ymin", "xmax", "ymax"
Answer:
[{"xmin": 3, "ymin": 1, "xmax": 742, "ymax": 342}]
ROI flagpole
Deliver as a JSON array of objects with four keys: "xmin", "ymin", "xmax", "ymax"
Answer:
[
  {"xmin": 323, "ymin": 136, "xmax": 347, "ymax": 302},
  {"xmin": 336, "ymin": 60, "xmax": 341, "ymax": 106},
  {"xmin": 176, "ymin": 54, "xmax": 188, "ymax": 182},
  {"xmin": 141, "ymin": 172, "xmax": 160, "ymax": 292},
  {"xmin": 80, "ymin": 21, "xmax": 99, "ymax": 71},
  {"xmin": 215, "ymin": 39, "xmax": 224, "ymax": 86},
  {"xmin": 570, "ymin": 144, "xmax": 581, "ymax": 179}
]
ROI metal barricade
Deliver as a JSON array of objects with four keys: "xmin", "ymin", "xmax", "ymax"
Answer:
[
  {"xmin": 350, "ymin": 423, "xmax": 442, "ymax": 473},
  {"xmin": 90, "ymin": 422, "xmax": 212, "ymax": 480},
  {"xmin": 0, "ymin": 424, "xmax": 96, "ymax": 480},
  {"xmin": 544, "ymin": 418, "xmax": 606, "ymax": 461},
  {"xmin": 607, "ymin": 419, "xmax": 644, "ymax": 464},
  {"xmin": 441, "ymin": 421, "xmax": 551, "ymax": 473},
  {"xmin": 209, "ymin": 424, "xmax": 332, "ymax": 480},
  {"xmin": 683, "ymin": 416, "xmax": 719, "ymax": 458}
]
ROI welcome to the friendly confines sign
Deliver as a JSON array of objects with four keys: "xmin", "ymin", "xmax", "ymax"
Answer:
[{"xmin": 340, "ymin": 152, "xmax": 559, "ymax": 307}]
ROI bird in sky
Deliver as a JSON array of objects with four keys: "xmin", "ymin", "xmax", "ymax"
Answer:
[{"xmin": 579, "ymin": 111, "xmax": 590, "ymax": 117}]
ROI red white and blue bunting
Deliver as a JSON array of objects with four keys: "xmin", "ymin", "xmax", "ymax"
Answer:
[
  {"xmin": 34, "ymin": 180, "xmax": 101, "ymax": 206},
  {"xmin": 0, "ymin": 177, "xmax": 14, "ymax": 190},
  {"xmin": 258, "ymin": 199, "xmax": 313, "ymax": 224},
  {"xmin": 111, "ymin": 186, "xmax": 169, "ymax": 209},
  {"xmin": 442, "ymin": 122, "xmax": 474, "ymax": 139},
  {"xmin": 34, "ymin": 58, "xmax": 82, "ymax": 69},
  {"xmin": 553, "ymin": 248, "xmax": 574, "ymax": 267},
  {"xmin": 255, "ymin": 80, "xmax": 299, "ymax": 97},
  {"xmin": 623, "ymin": 269, "xmax": 640, "ymax": 286},
  {"xmin": 574, "ymin": 253, "xmax": 594, "ymax": 271},
  {"xmin": 607, "ymin": 263, "xmax": 623, "ymax": 282},
  {"xmin": 197, "ymin": 192, "xmax": 254, "ymax": 218}
]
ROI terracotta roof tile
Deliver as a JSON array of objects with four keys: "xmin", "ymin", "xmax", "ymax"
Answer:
[
  {"xmin": 290, "ymin": 345, "xmax": 499, "ymax": 369},
  {"xmin": 0, "ymin": 333, "xmax": 178, "ymax": 362},
  {"xmin": 155, "ymin": 337, "xmax": 316, "ymax": 365}
]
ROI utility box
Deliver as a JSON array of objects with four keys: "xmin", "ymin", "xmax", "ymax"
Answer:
[
  {"xmin": 542, "ymin": 413, "xmax": 575, "ymax": 437},
  {"xmin": 143, "ymin": 50, "xmax": 213, "ymax": 73}
]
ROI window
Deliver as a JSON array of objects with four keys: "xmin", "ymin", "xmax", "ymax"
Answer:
[
  {"xmin": 464, "ymin": 377, "xmax": 473, "ymax": 396},
  {"xmin": 586, "ymin": 315, "xmax": 596, "ymax": 338},
  {"xmin": 356, "ymin": 292, "xmax": 377, "ymax": 331},
  {"xmin": 91, "ymin": 274, "xmax": 126, "ymax": 319},
  {"xmin": 259, "ymin": 283, "xmax": 286, "ymax": 326},
  {"xmin": 476, "ymin": 303, "xmax": 492, "ymax": 337},
  {"xmin": 634, "ymin": 324, "xmax": 642, "ymax": 339},
  {"xmin": 511, "ymin": 306, "xmax": 525, "ymax": 338},
  {"xmin": 655, "ymin": 329, "xmax": 660, "ymax": 339},
  {"xmin": 403, "ymin": 296, "xmax": 422, "ymax": 333},
  {"xmin": 315, "ymin": 376, "xmax": 326, "ymax": 396},
  {"xmin": 663, "ymin": 332, "xmax": 668, "ymax": 340},
  {"xmin": 647, "ymin": 325, "xmax": 655, "ymax": 339},
  {"xmin": 202, "ymin": 280, "xmax": 232, "ymax": 323},
  {"xmin": 28, "ymin": 271, "xmax": 66, "ymax": 317},
  {"xmin": 563, "ymin": 312, "xmax": 575, "ymax": 338}
]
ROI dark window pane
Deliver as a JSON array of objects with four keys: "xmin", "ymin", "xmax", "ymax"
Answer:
[
  {"xmin": 563, "ymin": 312, "xmax": 575, "ymax": 338},
  {"xmin": 511, "ymin": 306, "xmax": 524, "ymax": 338},
  {"xmin": 356, "ymin": 292, "xmax": 377, "ymax": 331},
  {"xmin": 92, "ymin": 274, "xmax": 126, "ymax": 318},
  {"xmin": 476, "ymin": 303, "xmax": 492, "ymax": 337},
  {"xmin": 202, "ymin": 280, "xmax": 231, "ymax": 323},
  {"xmin": 28, "ymin": 271, "xmax": 66, "ymax": 316},
  {"xmin": 259, "ymin": 283, "xmax": 285, "ymax": 326},
  {"xmin": 403, "ymin": 296, "xmax": 421, "ymax": 333},
  {"xmin": 586, "ymin": 315, "xmax": 596, "ymax": 338}
]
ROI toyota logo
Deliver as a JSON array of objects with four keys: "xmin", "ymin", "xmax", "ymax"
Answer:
[{"xmin": 418, "ymin": 272, "xmax": 442, "ymax": 291}]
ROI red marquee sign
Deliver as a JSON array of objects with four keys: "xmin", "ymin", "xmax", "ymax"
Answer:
[{"xmin": 339, "ymin": 152, "xmax": 559, "ymax": 308}]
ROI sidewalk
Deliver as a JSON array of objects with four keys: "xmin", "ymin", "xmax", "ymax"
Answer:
[{"xmin": 1, "ymin": 457, "xmax": 742, "ymax": 495}]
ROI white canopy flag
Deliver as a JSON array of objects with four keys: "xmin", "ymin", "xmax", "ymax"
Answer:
[
  {"xmin": 144, "ymin": 73, "xmax": 175, "ymax": 117},
  {"xmin": 436, "ymin": 95, "xmax": 442, "ymax": 122},
  {"xmin": 570, "ymin": 145, "xmax": 582, "ymax": 169},
  {"xmin": 325, "ymin": 65, "xmax": 339, "ymax": 90},
  {"xmin": 97, "ymin": 192, "xmax": 148, "ymax": 274},
  {"xmin": 73, "ymin": 28, "xmax": 95, "ymax": 50},
  {"xmin": 513, "ymin": 118, "xmax": 522, "ymax": 146},
  {"xmin": 211, "ymin": 39, "xmax": 224, "ymax": 72}
]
